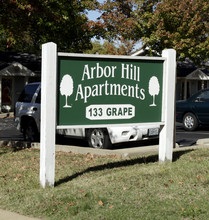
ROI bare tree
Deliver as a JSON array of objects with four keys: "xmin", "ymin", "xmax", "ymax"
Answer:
[
  {"xmin": 60, "ymin": 74, "xmax": 74, "ymax": 108},
  {"xmin": 149, "ymin": 76, "xmax": 160, "ymax": 106}
]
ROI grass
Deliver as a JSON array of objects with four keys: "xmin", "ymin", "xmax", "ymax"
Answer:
[{"xmin": 0, "ymin": 145, "xmax": 209, "ymax": 220}]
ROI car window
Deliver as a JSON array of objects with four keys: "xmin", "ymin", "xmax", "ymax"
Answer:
[
  {"xmin": 18, "ymin": 84, "xmax": 39, "ymax": 103},
  {"xmin": 194, "ymin": 90, "xmax": 209, "ymax": 102},
  {"xmin": 35, "ymin": 90, "xmax": 41, "ymax": 104}
]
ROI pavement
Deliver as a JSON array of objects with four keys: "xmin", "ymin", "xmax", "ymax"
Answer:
[
  {"xmin": 1, "ymin": 112, "xmax": 209, "ymax": 219},
  {"xmin": 0, "ymin": 209, "xmax": 40, "ymax": 220}
]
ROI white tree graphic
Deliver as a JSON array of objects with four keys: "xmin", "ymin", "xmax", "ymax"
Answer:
[
  {"xmin": 148, "ymin": 76, "xmax": 160, "ymax": 106},
  {"xmin": 60, "ymin": 74, "xmax": 74, "ymax": 108}
]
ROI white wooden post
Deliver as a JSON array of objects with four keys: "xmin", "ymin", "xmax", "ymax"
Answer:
[
  {"xmin": 159, "ymin": 49, "xmax": 176, "ymax": 162},
  {"xmin": 40, "ymin": 42, "xmax": 57, "ymax": 188}
]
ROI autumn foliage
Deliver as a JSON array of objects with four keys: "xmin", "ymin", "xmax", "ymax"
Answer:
[
  {"xmin": 0, "ymin": 0, "xmax": 208, "ymax": 64},
  {"xmin": 142, "ymin": 0, "xmax": 209, "ymax": 64},
  {"xmin": 0, "ymin": 0, "xmax": 99, "ymax": 52},
  {"xmin": 93, "ymin": 0, "xmax": 209, "ymax": 64}
]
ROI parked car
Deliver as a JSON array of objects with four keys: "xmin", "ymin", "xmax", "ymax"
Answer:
[
  {"xmin": 176, "ymin": 88, "xmax": 209, "ymax": 131},
  {"xmin": 15, "ymin": 82, "xmax": 159, "ymax": 149}
]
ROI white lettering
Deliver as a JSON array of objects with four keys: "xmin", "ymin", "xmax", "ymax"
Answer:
[
  {"xmin": 121, "ymin": 84, "xmax": 127, "ymax": 96},
  {"xmin": 92, "ymin": 85, "xmax": 99, "ymax": 97},
  {"xmin": 140, "ymin": 88, "xmax": 145, "ymax": 100},
  {"xmin": 91, "ymin": 66, "xmax": 96, "ymax": 79},
  {"xmin": 96, "ymin": 63, "xmax": 103, "ymax": 78},
  {"xmin": 121, "ymin": 64, "xmax": 129, "ymax": 79},
  {"xmin": 104, "ymin": 66, "xmax": 111, "ymax": 78},
  {"xmin": 75, "ymin": 84, "xmax": 84, "ymax": 101},
  {"xmin": 84, "ymin": 86, "xmax": 92, "ymax": 103},
  {"xmin": 82, "ymin": 65, "xmax": 91, "ymax": 81},
  {"xmin": 121, "ymin": 63, "xmax": 140, "ymax": 82}
]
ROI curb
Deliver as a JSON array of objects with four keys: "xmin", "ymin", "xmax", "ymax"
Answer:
[
  {"xmin": 0, "ymin": 141, "xmax": 159, "ymax": 159},
  {"xmin": 196, "ymin": 138, "xmax": 209, "ymax": 145},
  {"xmin": 31, "ymin": 142, "xmax": 159, "ymax": 158},
  {"xmin": 0, "ymin": 112, "xmax": 14, "ymax": 118},
  {"xmin": 1, "ymin": 140, "xmax": 209, "ymax": 159}
]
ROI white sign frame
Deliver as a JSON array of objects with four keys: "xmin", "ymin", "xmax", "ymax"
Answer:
[{"xmin": 40, "ymin": 42, "xmax": 176, "ymax": 188}]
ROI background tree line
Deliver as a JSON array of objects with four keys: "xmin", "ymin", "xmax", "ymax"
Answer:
[{"xmin": 0, "ymin": 0, "xmax": 208, "ymax": 65}]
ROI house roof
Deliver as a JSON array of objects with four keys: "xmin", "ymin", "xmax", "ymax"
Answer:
[
  {"xmin": 0, "ymin": 62, "xmax": 38, "ymax": 77},
  {"xmin": 132, "ymin": 48, "xmax": 209, "ymax": 78},
  {"xmin": 177, "ymin": 59, "xmax": 209, "ymax": 78},
  {"xmin": 177, "ymin": 59, "xmax": 197, "ymax": 77},
  {"xmin": 0, "ymin": 51, "xmax": 41, "ymax": 75},
  {"xmin": 186, "ymin": 69, "xmax": 209, "ymax": 80}
]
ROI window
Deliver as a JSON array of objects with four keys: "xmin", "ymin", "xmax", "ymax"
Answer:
[
  {"xmin": 195, "ymin": 90, "xmax": 209, "ymax": 103},
  {"xmin": 18, "ymin": 84, "xmax": 39, "ymax": 103},
  {"xmin": 2, "ymin": 78, "xmax": 12, "ymax": 105},
  {"xmin": 35, "ymin": 90, "xmax": 41, "ymax": 104}
]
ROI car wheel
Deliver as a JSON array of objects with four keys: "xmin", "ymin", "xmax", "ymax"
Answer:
[
  {"xmin": 87, "ymin": 128, "xmax": 112, "ymax": 149},
  {"xmin": 23, "ymin": 120, "xmax": 39, "ymax": 142},
  {"xmin": 183, "ymin": 113, "xmax": 198, "ymax": 131}
]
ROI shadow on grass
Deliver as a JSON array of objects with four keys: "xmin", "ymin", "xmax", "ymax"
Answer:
[
  {"xmin": 55, "ymin": 149, "xmax": 193, "ymax": 187},
  {"xmin": 0, "ymin": 141, "xmax": 31, "ymax": 153}
]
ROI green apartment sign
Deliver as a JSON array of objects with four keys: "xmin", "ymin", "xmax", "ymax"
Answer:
[
  {"xmin": 57, "ymin": 54, "xmax": 164, "ymax": 127},
  {"xmin": 40, "ymin": 43, "xmax": 176, "ymax": 188}
]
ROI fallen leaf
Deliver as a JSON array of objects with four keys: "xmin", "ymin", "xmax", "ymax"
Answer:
[
  {"xmin": 67, "ymin": 202, "xmax": 75, "ymax": 206},
  {"xmin": 85, "ymin": 153, "xmax": 94, "ymax": 161},
  {"xmin": 196, "ymin": 175, "xmax": 201, "ymax": 180},
  {"xmin": 109, "ymin": 205, "xmax": 114, "ymax": 209},
  {"xmin": 164, "ymin": 184, "xmax": 168, "ymax": 188},
  {"xmin": 178, "ymin": 181, "xmax": 184, "ymax": 185},
  {"xmin": 98, "ymin": 200, "xmax": 103, "ymax": 206},
  {"xmin": 169, "ymin": 180, "xmax": 174, "ymax": 183},
  {"xmin": 21, "ymin": 166, "xmax": 26, "ymax": 171}
]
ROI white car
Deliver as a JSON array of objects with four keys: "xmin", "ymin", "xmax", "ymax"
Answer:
[{"xmin": 15, "ymin": 82, "xmax": 159, "ymax": 149}]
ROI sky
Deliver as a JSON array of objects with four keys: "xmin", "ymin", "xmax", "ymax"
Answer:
[
  {"xmin": 86, "ymin": 1, "xmax": 104, "ymax": 43},
  {"xmin": 87, "ymin": 10, "xmax": 101, "ymax": 21},
  {"xmin": 87, "ymin": 0, "xmax": 104, "ymax": 21}
]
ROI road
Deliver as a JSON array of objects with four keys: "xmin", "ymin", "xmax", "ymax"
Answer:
[{"xmin": 0, "ymin": 116, "xmax": 209, "ymax": 148}]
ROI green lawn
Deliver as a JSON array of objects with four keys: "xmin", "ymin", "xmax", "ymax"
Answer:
[{"xmin": 0, "ymin": 145, "xmax": 209, "ymax": 219}]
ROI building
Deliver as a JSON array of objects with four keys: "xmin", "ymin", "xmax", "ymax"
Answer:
[
  {"xmin": 132, "ymin": 49, "xmax": 209, "ymax": 101},
  {"xmin": 176, "ymin": 59, "xmax": 209, "ymax": 100},
  {"xmin": 0, "ymin": 52, "xmax": 41, "ymax": 113}
]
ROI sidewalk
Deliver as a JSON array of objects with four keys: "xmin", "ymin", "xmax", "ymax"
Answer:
[{"xmin": 0, "ymin": 209, "xmax": 41, "ymax": 220}]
